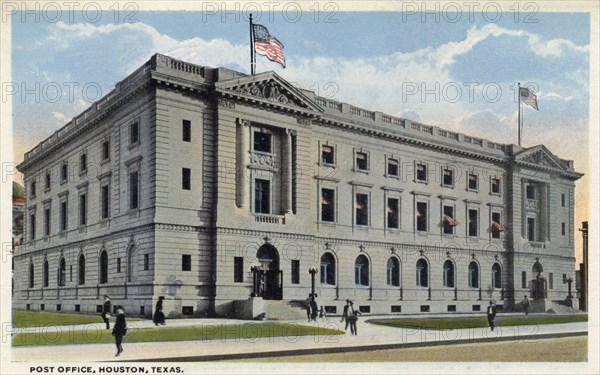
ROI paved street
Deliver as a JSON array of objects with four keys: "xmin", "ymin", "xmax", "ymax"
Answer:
[{"xmin": 11, "ymin": 313, "xmax": 587, "ymax": 362}]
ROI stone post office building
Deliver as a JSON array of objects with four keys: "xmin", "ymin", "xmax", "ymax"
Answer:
[{"xmin": 13, "ymin": 54, "xmax": 582, "ymax": 318}]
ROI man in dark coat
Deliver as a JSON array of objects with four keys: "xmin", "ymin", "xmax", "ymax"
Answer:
[
  {"xmin": 111, "ymin": 306, "xmax": 127, "ymax": 357},
  {"xmin": 153, "ymin": 296, "xmax": 166, "ymax": 326},
  {"xmin": 101, "ymin": 295, "xmax": 111, "ymax": 330},
  {"xmin": 309, "ymin": 298, "xmax": 318, "ymax": 322},
  {"xmin": 341, "ymin": 299, "xmax": 351, "ymax": 331},
  {"xmin": 305, "ymin": 298, "xmax": 311, "ymax": 322},
  {"xmin": 486, "ymin": 301, "xmax": 497, "ymax": 331}
]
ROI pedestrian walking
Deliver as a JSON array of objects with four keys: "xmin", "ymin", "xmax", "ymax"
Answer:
[
  {"xmin": 153, "ymin": 296, "xmax": 166, "ymax": 326},
  {"xmin": 305, "ymin": 298, "xmax": 311, "ymax": 322},
  {"xmin": 309, "ymin": 298, "xmax": 318, "ymax": 322},
  {"xmin": 348, "ymin": 301, "xmax": 361, "ymax": 335},
  {"xmin": 101, "ymin": 295, "xmax": 112, "ymax": 330},
  {"xmin": 111, "ymin": 306, "xmax": 127, "ymax": 357},
  {"xmin": 341, "ymin": 299, "xmax": 351, "ymax": 331},
  {"xmin": 486, "ymin": 300, "xmax": 497, "ymax": 331},
  {"xmin": 522, "ymin": 295, "xmax": 531, "ymax": 315}
]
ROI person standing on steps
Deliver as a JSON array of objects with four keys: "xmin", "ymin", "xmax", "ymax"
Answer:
[
  {"xmin": 153, "ymin": 296, "xmax": 166, "ymax": 326},
  {"xmin": 101, "ymin": 295, "xmax": 112, "ymax": 330},
  {"xmin": 486, "ymin": 300, "xmax": 497, "ymax": 331},
  {"xmin": 112, "ymin": 306, "xmax": 127, "ymax": 357}
]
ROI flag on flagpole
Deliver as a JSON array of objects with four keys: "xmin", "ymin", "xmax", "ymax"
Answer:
[
  {"xmin": 252, "ymin": 23, "xmax": 286, "ymax": 68},
  {"xmin": 520, "ymin": 87, "xmax": 539, "ymax": 110}
]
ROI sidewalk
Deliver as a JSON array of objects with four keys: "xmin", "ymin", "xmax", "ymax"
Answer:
[{"xmin": 11, "ymin": 315, "xmax": 588, "ymax": 362}]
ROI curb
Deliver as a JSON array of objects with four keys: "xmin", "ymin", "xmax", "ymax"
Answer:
[{"xmin": 119, "ymin": 331, "xmax": 587, "ymax": 363}]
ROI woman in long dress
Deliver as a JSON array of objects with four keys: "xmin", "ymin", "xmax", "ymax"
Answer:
[
  {"xmin": 153, "ymin": 296, "xmax": 166, "ymax": 325},
  {"xmin": 111, "ymin": 307, "xmax": 127, "ymax": 357}
]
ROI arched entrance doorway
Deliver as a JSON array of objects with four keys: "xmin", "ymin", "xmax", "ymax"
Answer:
[
  {"xmin": 531, "ymin": 260, "xmax": 546, "ymax": 300},
  {"xmin": 253, "ymin": 244, "xmax": 282, "ymax": 300}
]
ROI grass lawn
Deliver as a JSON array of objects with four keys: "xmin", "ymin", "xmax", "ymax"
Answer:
[
  {"xmin": 13, "ymin": 323, "xmax": 344, "ymax": 347},
  {"xmin": 13, "ymin": 311, "xmax": 108, "ymax": 328},
  {"xmin": 370, "ymin": 314, "xmax": 588, "ymax": 330}
]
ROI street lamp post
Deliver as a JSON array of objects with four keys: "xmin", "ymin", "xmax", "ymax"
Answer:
[
  {"xmin": 579, "ymin": 221, "xmax": 588, "ymax": 312},
  {"xmin": 308, "ymin": 268, "xmax": 318, "ymax": 299}
]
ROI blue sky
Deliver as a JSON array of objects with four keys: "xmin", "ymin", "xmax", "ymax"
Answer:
[{"xmin": 8, "ymin": 8, "xmax": 592, "ymax": 260}]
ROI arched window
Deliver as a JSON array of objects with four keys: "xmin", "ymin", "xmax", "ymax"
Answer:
[
  {"xmin": 320, "ymin": 253, "xmax": 336, "ymax": 285},
  {"xmin": 355, "ymin": 255, "xmax": 369, "ymax": 286},
  {"xmin": 29, "ymin": 262, "xmax": 35, "ymax": 288},
  {"xmin": 43, "ymin": 260, "xmax": 49, "ymax": 287},
  {"xmin": 468, "ymin": 261, "xmax": 479, "ymax": 288},
  {"xmin": 492, "ymin": 263, "xmax": 502, "ymax": 289},
  {"xmin": 99, "ymin": 250, "xmax": 108, "ymax": 284},
  {"xmin": 387, "ymin": 257, "xmax": 400, "ymax": 287},
  {"xmin": 58, "ymin": 257, "xmax": 66, "ymax": 286},
  {"xmin": 416, "ymin": 258, "xmax": 428, "ymax": 287},
  {"xmin": 78, "ymin": 254, "xmax": 85, "ymax": 285},
  {"xmin": 443, "ymin": 260, "xmax": 455, "ymax": 288}
]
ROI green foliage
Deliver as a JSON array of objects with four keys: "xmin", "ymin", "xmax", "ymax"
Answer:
[
  {"xmin": 13, "ymin": 311, "xmax": 106, "ymax": 328},
  {"xmin": 13, "ymin": 182, "xmax": 25, "ymax": 198},
  {"xmin": 371, "ymin": 314, "xmax": 588, "ymax": 330}
]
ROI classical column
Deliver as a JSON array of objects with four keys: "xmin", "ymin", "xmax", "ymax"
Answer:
[
  {"xmin": 237, "ymin": 119, "xmax": 251, "ymax": 209},
  {"xmin": 284, "ymin": 129, "xmax": 294, "ymax": 214}
]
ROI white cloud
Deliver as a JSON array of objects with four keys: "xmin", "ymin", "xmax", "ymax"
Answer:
[{"xmin": 544, "ymin": 92, "xmax": 574, "ymax": 102}]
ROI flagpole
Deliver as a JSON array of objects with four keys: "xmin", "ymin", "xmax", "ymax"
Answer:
[
  {"xmin": 518, "ymin": 82, "xmax": 521, "ymax": 146},
  {"xmin": 249, "ymin": 14, "xmax": 255, "ymax": 75}
]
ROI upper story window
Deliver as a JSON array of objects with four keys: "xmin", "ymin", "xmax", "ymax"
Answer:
[
  {"xmin": 182, "ymin": 168, "xmax": 191, "ymax": 190},
  {"xmin": 321, "ymin": 188, "xmax": 335, "ymax": 222},
  {"xmin": 45, "ymin": 173, "xmax": 51, "ymax": 191},
  {"xmin": 30, "ymin": 213, "xmax": 36, "ymax": 240},
  {"xmin": 443, "ymin": 205, "xmax": 456, "ymax": 235},
  {"xmin": 80, "ymin": 153, "xmax": 87, "ymax": 173},
  {"xmin": 491, "ymin": 178, "xmax": 501, "ymax": 195},
  {"xmin": 468, "ymin": 209, "xmax": 478, "ymax": 237},
  {"xmin": 102, "ymin": 140, "xmax": 110, "ymax": 161},
  {"xmin": 355, "ymin": 193, "xmax": 369, "ymax": 226},
  {"xmin": 129, "ymin": 171, "xmax": 139, "ymax": 210},
  {"xmin": 387, "ymin": 198, "xmax": 399, "ymax": 229},
  {"xmin": 416, "ymin": 163, "xmax": 427, "ymax": 183},
  {"xmin": 355, "ymin": 152, "xmax": 368, "ymax": 172},
  {"xmin": 526, "ymin": 184, "xmax": 536, "ymax": 200},
  {"xmin": 491, "ymin": 212, "xmax": 503, "ymax": 239},
  {"xmin": 101, "ymin": 185, "xmax": 110, "ymax": 219},
  {"xmin": 182, "ymin": 120, "xmax": 191, "ymax": 142},
  {"xmin": 60, "ymin": 163, "xmax": 68, "ymax": 182},
  {"xmin": 387, "ymin": 158, "xmax": 399, "ymax": 177},
  {"xmin": 561, "ymin": 193, "xmax": 566, "ymax": 207},
  {"xmin": 321, "ymin": 145, "xmax": 335, "ymax": 165},
  {"xmin": 442, "ymin": 168, "xmax": 454, "ymax": 187},
  {"xmin": 254, "ymin": 179, "xmax": 270, "ymax": 214},
  {"xmin": 253, "ymin": 131, "xmax": 271, "ymax": 153},
  {"xmin": 468, "ymin": 173, "xmax": 478, "ymax": 191},
  {"xmin": 416, "ymin": 202, "xmax": 428, "ymax": 232},
  {"xmin": 30, "ymin": 181, "xmax": 36, "ymax": 198},
  {"xmin": 130, "ymin": 121, "xmax": 140, "ymax": 145}
]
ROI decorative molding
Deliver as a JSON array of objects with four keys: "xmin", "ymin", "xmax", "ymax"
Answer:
[
  {"xmin": 349, "ymin": 181, "xmax": 374, "ymax": 188},
  {"xmin": 218, "ymin": 98, "xmax": 236, "ymax": 109}
]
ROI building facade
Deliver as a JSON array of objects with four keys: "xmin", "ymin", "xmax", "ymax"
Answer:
[{"xmin": 13, "ymin": 54, "xmax": 582, "ymax": 318}]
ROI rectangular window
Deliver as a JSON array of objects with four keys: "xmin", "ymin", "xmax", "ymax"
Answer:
[
  {"xmin": 355, "ymin": 152, "xmax": 368, "ymax": 171},
  {"xmin": 44, "ymin": 208, "xmax": 51, "ymax": 236},
  {"xmin": 416, "ymin": 163, "xmax": 427, "ymax": 182},
  {"xmin": 416, "ymin": 202, "xmax": 428, "ymax": 232},
  {"xmin": 526, "ymin": 184, "xmax": 536, "ymax": 199},
  {"xmin": 443, "ymin": 205, "xmax": 455, "ymax": 235},
  {"xmin": 253, "ymin": 131, "xmax": 271, "ymax": 153},
  {"xmin": 561, "ymin": 193, "xmax": 566, "ymax": 207},
  {"xmin": 254, "ymin": 179, "xmax": 270, "ymax": 214},
  {"xmin": 117, "ymin": 258, "xmax": 121, "ymax": 273},
  {"xmin": 234, "ymin": 257, "xmax": 244, "ymax": 283},
  {"xmin": 182, "ymin": 255, "xmax": 191, "ymax": 271},
  {"xmin": 387, "ymin": 158, "xmax": 399, "ymax": 177},
  {"xmin": 144, "ymin": 254, "xmax": 149, "ymax": 271},
  {"xmin": 80, "ymin": 154, "xmax": 87, "ymax": 172},
  {"xmin": 321, "ymin": 145, "xmax": 334, "ymax": 165},
  {"xmin": 527, "ymin": 217, "xmax": 536, "ymax": 241},
  {"xmin": 468, "ymin": 209, "xmax": 478, "ymax": 237},
  {"xmin": 321, "ymin": 188, "xmax": 335, "ymax": 222},
  {"xmin": 491, "ymin": 178, "xmax": 500, "ymax": 194},
  {"xmin": 102, "ymin": 140, "xmax": 110, "ymax": 160},
  {"xmin": 492, "ymin": 212, "xmax": 501, "ymax": 239},
  {"xmin": 468, "ymin": 173, "xmax": 478, "ymax": 191},
  {"xmin": 522, "ymin": 271, "xmax": 527, "ymax": 289},
  {"xmin": 442, "ymin": 168, "xmax": 453, "ymax": 187},
  {"xmin": 355, "ymin": 193, "xmax": 369, "ymax": 226},
  {"xmin": 45, "ymin": 174, "xmax": 51, "ymax": 190},
  {"xmin": 61, "ymin": 164, "xmax": 67, "ymax": 182},
  {"xmin": 30, "ymin": 213, "xmax": 36, "ymax": 240},
  {"xmin": 30, "ymin": 181, "xmax": 36, "ymax": 197},
  {"xmin": 79, "ymin": 194, "xmax": 87, "ymax": 226},
  {"xmin": 130, "ymin": 121, "xmax": 139, "ymax": 144},
  {"xmin": 549, "ymin": 272, "xmax": 553, "ymax": 289},
  {"xmin": 182, "ymin": 120, "xmax": 191, "ymax": 142},
  {"xmin": 291, "ymin": 259, "xmax": 300, "ymax": 284},
  {"xmin": 101, "ymin": 185, "xmax": 110, "ymax": 219},
  {"xmin": 129, "ymin": 171, "xmax": 139, "ymax": 209},
  {"xmin": 60, "ymin": 202, "xmax": 67, "ymax": 232},
  {"xmin": 182, "ymin": 168, "xmax": 191, "ymax": 190},
  {"xmin": 562, "ymin": 222, "xmax": 566, "ymax": 236},
  {"xmin": 387, "ymin": 198, "xmax": 399, "ymax": 229}
]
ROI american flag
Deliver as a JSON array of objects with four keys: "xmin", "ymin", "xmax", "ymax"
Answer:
[
  {"xmin": 253, "ymin": 24, "xmax": 286, "ymax": 68},
  {"xmin": 520, "ymin": 87, "xmax": 539, "ymax": 110}
]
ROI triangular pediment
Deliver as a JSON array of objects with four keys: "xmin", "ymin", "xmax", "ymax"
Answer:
[
  {"xmin": 215, "ymin": 72, "xmax": 323, "ymax": 113},
  {"xmin": 515, "ymin": 145, "xmax": 568, "ymax": 171}
]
